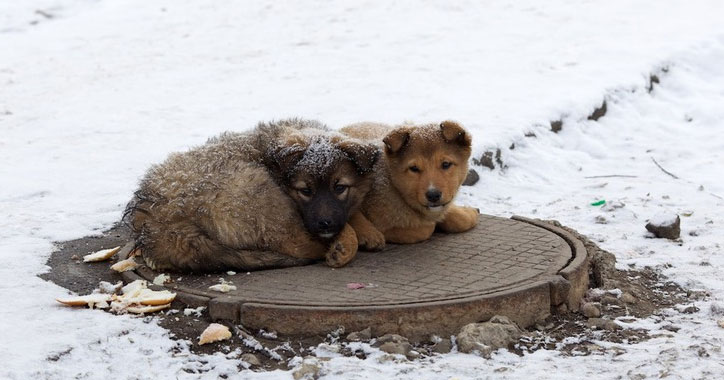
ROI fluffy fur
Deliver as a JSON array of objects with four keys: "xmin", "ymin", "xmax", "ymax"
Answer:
[
  {"xmin": 341, "ymin": 120, "xmax": 479, "ymax": 249},
  {"xmin": 124, "ymin": 118, "xmax": 379, "ymax": 272}
]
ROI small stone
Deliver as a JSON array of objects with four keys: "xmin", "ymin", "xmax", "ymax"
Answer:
[
  {"xmin": 555, "ymin": 303, "xmax": 569, "ymax": 314},
  {"xmin": 431, "ymin": 338, "xmax": 452, "ymax": 354},
  {"xmin": 550, "ymin": 120, "xmax": 563, "ymax": 133},
  {"xmin": 662, "ymin": 325, "xmax": 680, "ymax": 333},
  {"xmin": 585, "ymin": 288, "xmax": 605, "ymax": 302},
  {"xmin": 378, "ymin": 342, "xmax": 412, "ymax": 357},
  {"xmin": 594, "ymin": 216, "xmax": 608, "ymax": 224},
  {"xmin": 375, "ymin": 354, "xmax": 399, "ymax": 364},
  {"xmin": 462, "ymin": 168, "xmax": 480, "ymax": 186},
  {"xmin": 601, "ymin": 294, "xmax": 622, "ymax": 306},
  {"xmin": 710, "ymin": 303, "xmax": 724, "ymax": 316},
  {"xmin": 489, "ymin": 315, "xmax": 513, "ymax": 324},
  {"xmin": 602, "ymin": 200, "xmax": 625, "ymax": 212},
  {"xmin": 587, "ymin": 318, "xmax": 621, "ymax": 331},
  {"xmin": 374, "ymin": 333, "xmax": 408, "ymax": 346},
  {"xmin": 682, "ymin": 305, "xmax": 700, "ymax": 314},
  {"xmin": 604, "ymin": 321, "xmax": 622, "ymax": 331},
  {"xmin": 645, "ymin": 214, "xmax": 681, "ymax": 239},
  {"xmin": 316, "ymin": 343, "xmax": 340, "ymax": 355},
  {"xmin": 621, "ymin": 292, "xmax": 637, "ymax": 304},
  {"xmin": 456, "ymin": 316, "xmax": 522, "ymax": 358},
  {"xmin": 346, "ymin": 327, "xmax": 372, "ymax": 342},
  {"xmin": 687, "ymin": 290, "xmax": 710, "ymax": 300},
  {"xmin": 585, "ymin": 343, "xmax": 604, "ymax": 353},
  {"xmin": 477, "ymin": 151, "xmax": 495, "ymax": 170},
  {"xmin": 293, "ymin": 359, "xmax": 321, "ymax": 380},
  {"xmin": 717, "ymin": 319, "xmax": 724, "ymax": 328},
  {"xmin": 586, "ymin": 318, "xmax": 607, "ymax": 329},
  {"xmin": 696, "ymin": 346, "xmax": 709, "ymax": 358},
  {"xmin": 581, "ymin": 302, "xmax": 602, "ymax": 318},
  {"xmin": 374, "ymin": 334, "xmax": 413, "ymax": 359},
  {"xmin": 241, "ymin": 353, "xmax": 261, "ymax": 367}
]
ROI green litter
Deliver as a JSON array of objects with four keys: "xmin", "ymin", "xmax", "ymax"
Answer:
[{"xmin": 590, "ymin": 200, "xmax": 606, "ymax": 206}]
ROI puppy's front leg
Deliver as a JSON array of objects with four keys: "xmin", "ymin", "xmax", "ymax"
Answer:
[
  {"xmin": 349, "ymin": 212, "xmax": 386, "ymax": 251},
  {"xmin": 326, "ymin": 223, "xmax": 359, "ymax": 268},
  {"xmin": 278, "ymin": 233, "xmax": 328, "ymax": 260},
  {"xmin": 437, "ymin": 204, "xmax": 479, "ymax": 233}
]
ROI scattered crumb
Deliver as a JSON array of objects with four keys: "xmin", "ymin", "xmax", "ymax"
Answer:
[{"xmin": 153, "ymin": 274, "xmax": 170, "ymax": 286}]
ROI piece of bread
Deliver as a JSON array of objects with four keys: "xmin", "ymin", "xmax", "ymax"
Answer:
[
  {"xmin": 56, "ymin": 293, "xmax": 112, "ymax": 309},
  {"xmin": 126, "ymin": 303, "xmax": 171, "ymax": 314},
  {"xmin": 121, "ymin": 280, "xmax": 147, "ymax": 297},
  {"xmin": 110, "ymin": 258, "xmax": 139, "ymax": 272},
  {"xmin": 136, "ymin": 289, "xmax": 176, "ymax": 305},
  {"xmin": 56, "ymin": 279, "xmax": 175, "ymax": 314},
  {"xmin": 83, "ymin": 246, "xmax": 121, "ymax": 262},
  {"xmin": 199, "ymin": 323, "xmax": 232, "ymax": 345},
  {"xmin": 117, "ymin": 280, "xmax": 176, "ymax": 305}
]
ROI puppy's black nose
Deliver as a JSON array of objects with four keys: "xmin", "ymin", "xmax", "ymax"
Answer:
[
  {"xmin": 426, "ymin": 189, "xmax": 441, "ymax": 203},
  {"xmin": 318, "ymin": 220, "xmax": 332, "ymax": 229}
]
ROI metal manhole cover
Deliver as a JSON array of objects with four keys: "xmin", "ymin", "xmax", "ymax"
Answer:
[{"xmin": 121, "ymin": 215, "xmax": 589, "ymax": 340}]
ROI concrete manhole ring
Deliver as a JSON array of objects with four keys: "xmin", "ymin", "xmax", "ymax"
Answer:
[{"xmin": 120, "ymin": 215, "xmax": 589, "ymax": 340}]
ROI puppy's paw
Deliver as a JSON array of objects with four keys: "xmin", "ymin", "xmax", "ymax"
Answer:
[
  {"xmin": 325, "ymin": 224, "xmax": 358, "ymax": 268},
  {"xmin": 357, "ymin": 227, "xmax": 386, "ymax": 251},
  {"xmin": 438, "ymin": 205, "xmax": 480, "ymax": 233},
  {"xmin": 326, "ymin": 242, "xmax": 351, "ymax": 268}
]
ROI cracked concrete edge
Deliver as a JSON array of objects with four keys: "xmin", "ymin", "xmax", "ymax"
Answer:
[
  {"xmin": 511, "ymin": 216, "xmax": 589, "ymax": 311},
  {"xmin": 237, "ymin": 280, "xmax": 551, "ymax": 342}
]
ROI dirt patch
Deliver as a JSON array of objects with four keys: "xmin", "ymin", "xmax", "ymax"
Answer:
[
  {"xmin": 513, "ymin": 220, "xmax": 691, "ymax": 357},
  {"xmin": 41, "ymin": 220, "xmax": 697, "ymax": 371}
]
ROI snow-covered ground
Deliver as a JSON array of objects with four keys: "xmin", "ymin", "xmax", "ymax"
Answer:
[{"xmin": 1, "ymin": 0, "xmax": 724, "ymax": 378}]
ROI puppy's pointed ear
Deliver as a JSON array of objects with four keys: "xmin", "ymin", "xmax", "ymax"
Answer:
[
  {"xmin": 339, "ymin": 141, "xmax": 380, "ymax": 175},
  {"xmin": 440, "ymin": 120, "xmax": 471, "ymax": 147},
  {"xmin": 383, "ymin": 127, "xmax": 412, "ymax": 154}
]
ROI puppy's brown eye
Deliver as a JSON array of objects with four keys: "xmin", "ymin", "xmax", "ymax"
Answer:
[
  {"xmin": 441, "ymin": 161, "xmax": 452, "ymax": 170},
  {"xmin": 298, "ymin": 188, "xmax": 313, "ymax": 196},
  {"xmin": 409, "ymin": 165, "xmax": 420, "ymax": 173},
  {"xmin": 333, "ymin": 184, "xmax": 348, "ymax": 194}
]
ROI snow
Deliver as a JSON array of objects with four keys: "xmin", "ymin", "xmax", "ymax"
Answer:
[
  {"xmin": 2, "ymin": 0, "xmax": 724, "ymax": 378},
  {"xmin": 648, "ymin": 213, "xmax": 680, "ymax": 227}
]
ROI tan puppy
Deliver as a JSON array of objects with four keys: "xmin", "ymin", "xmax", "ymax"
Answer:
[
  {"xmin": 125, "ymin": 119, "xmax": 379, "ymax": 272},
  {"xmin": 340, "ymin": 121, "xmax": 479, "ymax": 249}
]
